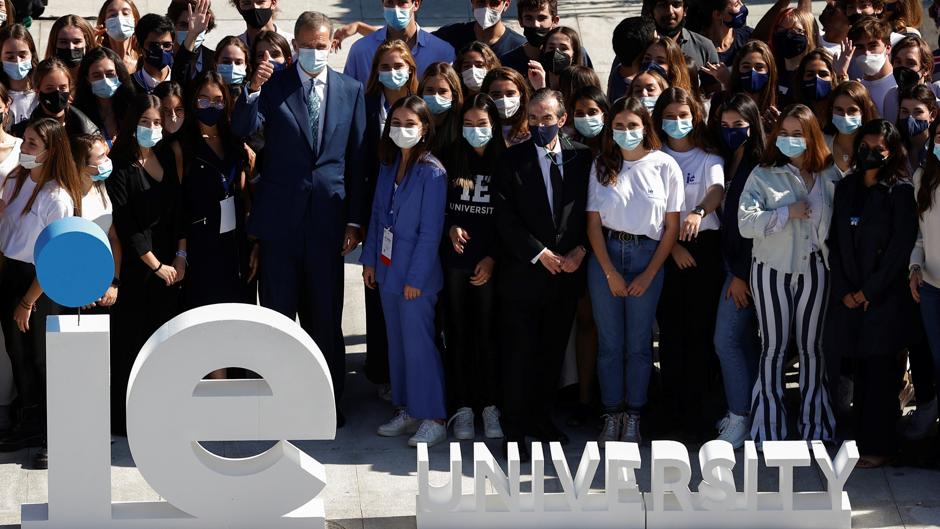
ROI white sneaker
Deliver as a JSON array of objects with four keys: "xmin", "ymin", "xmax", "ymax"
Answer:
[
  {"xmin": 598, "ymin": 413, "xmax": 620, "ymax": 447},
  {"xmin": 377, "ymin": 383, "xmax": 392, "ymax": 402},
  {"xmin": 377, "ymin": 409, "xmax": 419, "ymax": 437},
  {"xmin": 900, "ymin": 397, "xmax": 938, "ymax": 440},
  {"xmin": 409, "ymin": 420, "xmax": 447, "ymax": 447},
  {"xmin": 482, "ymin": 406, "xmax": 504, "ymax": 439},
  {"xmin": 715, "ymin": 411, "xmax": 730, "ymax": 431},
  {"xmin": 448, "ymin": 407, "xmax": 475, "ymax": 440},
  {"xmin": 620, "ymin": 413, "xmax": 641, "ymax": 443},
  {"xmin": 716, "ymin": 412, "xmax": 749, "ymax": 449}
]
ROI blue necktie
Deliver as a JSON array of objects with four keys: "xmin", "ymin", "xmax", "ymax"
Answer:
[{"xmin": 306, "ymin": 79, "xmax": 320, "ymax": 155}]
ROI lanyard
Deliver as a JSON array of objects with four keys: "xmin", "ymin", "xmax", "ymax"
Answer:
[{"xmin": 196, "ymin": 156, "xmax": 237, "ymax": 196}]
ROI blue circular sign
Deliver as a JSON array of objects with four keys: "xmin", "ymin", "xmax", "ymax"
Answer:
[{"xmin": 34, "ymin": 217, "xmax": 114, "ymax": 308}]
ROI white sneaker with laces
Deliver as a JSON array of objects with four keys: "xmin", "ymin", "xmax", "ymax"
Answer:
[
  {"xmin": 409, "ymin": 420, "xmax": 447, "ymax": 447},
  {"xmin": 482, "ymin": 406, "xmax": 504, "ymax": 439},
  {"xmin": 716, "ymin": 411, "xmax": 749, "ymax": 449},
  {"xmin": 900, "ymin": 397, "xmax": 938, "ymax": 440},
  {"xmin": 620, "ymin": 413, "xmax": 641, "ymax": 443},
  {"xmin": 598, "ymin": 413, "xmax": 620, "ymax": 446},
  {"xmin": 448, "ymin": 407, "xmax": 475, "ymax": 440},
  {"xmin": 377, "ymin": 409, "xmax": 419, "ymax": 437}
]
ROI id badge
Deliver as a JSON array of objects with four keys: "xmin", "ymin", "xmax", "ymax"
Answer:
[
  {"xmin": 219, "ymin": 196, "xmax": 236, "ymax": 234},
  {"xmin": 381, "ymin": 227, "xmax": 393, "ymax": 265}
]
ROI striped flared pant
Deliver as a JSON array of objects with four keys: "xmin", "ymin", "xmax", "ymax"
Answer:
[{"xmin": 749, "ymin": 255, "xmax": 836, "ymax": 443}]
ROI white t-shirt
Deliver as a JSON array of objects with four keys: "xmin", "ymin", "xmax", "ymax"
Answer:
[
  {"xmin": 861, "ymin": 73, "xmax": 897, "ymax": 118},
  {"xmin": 661, "ymin": 146, "xmax": 724, "ymax": 232},
  {"xmin": 81, "ymin": 184, "xmax": 112, "ymax": 234},
  {"xmin": 8, "ymin": 90, "xmax": 36, "ymax": 130},
  {"xmin": 0, "ymin": 176, "xmax": 73, "ymax": 263},
  {"xmin": 587, "ymin": 149, "xmax": 684, "ymax": 241},
  {"xmin": 820, "ymin": 37, "xmax": 842, "ymax": 63},
  {"xmin": 0, "ymin": 137, "xmax": 22, "ymax": 180}
]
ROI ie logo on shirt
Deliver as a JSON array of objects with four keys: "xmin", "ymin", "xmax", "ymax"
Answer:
[{"xmin": 686, "ymin": 172, "xmax": 696, "ymax": 185}]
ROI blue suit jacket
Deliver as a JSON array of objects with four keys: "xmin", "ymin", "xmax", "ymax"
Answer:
[
  {"xmin": 231, "ymin": 66, "xmax": 366, "ymax": 242},
  {"xmin": 361, "ymin": 154, "xmax": 447, "ymax": 296}
]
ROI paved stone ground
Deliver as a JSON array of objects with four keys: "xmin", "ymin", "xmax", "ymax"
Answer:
[{"xmin": 0, "ymin": 0, "xmax": 938, "ymax": 527}]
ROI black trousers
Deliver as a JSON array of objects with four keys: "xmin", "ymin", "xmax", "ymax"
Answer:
[
  {"xmin": 363, "ymin": 283, "xmax": 390, "ymax": 384},
  {"xmin": 852, "ymin": 352, "xmax": 902, "ymax": 456},
  {"xmin": 500, "ymin": 277, "xmax": 578, "ymax": 438},
  {"xmin": 444, "ymin": 267, "xmax": 498, "ymax": 411},
  {"xmin": 655, "ymin": 230, "xmax": 724, "ymax": 433},
  {"xmin": 0, "ymin": 258, "xmax": 59, "ymax": 428}
]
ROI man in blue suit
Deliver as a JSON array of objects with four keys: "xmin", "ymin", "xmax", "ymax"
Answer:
[{"xmin": 232, "ymin": 11, "xmax": 366, "ymax": 427}]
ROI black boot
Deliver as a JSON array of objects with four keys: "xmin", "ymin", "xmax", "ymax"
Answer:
[
  {"xmin": 0, "ymin": 406, "xmax": 43, "ymax": 452},
  {"xmin": 31, "ymin": 444, "xmax": 47, "ymax": 470}
]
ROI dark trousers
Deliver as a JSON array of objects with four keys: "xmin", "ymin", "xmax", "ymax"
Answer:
[
  {"xmin": 363, "ymin": 283, "xmax": 389, "ymax": 384},
  {"xmin": 500, "ymin": 277, "xmax": 578, "ymax": 438},
  {"xmin": 852, "ymin": 352, "xmax": 902, "ymax": 456},
  {"xmin": 0, "ymin": 258, "xmax": 58, "ymax": 429},
  {"xmin": 258, "ymin": 233, "xmax": 346, "ymax": 400},
  {"xmin": 444, "ymin": 267, "xmax": 498, "ymax": 411},
  {"xmin": 655, "ymin": 230, "xmax": 723, "ymax": 433}
]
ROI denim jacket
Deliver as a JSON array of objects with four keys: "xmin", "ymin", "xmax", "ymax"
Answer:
[{"xmin": 738, "ymin": 163, "xmax": 842, "ymax": 274}]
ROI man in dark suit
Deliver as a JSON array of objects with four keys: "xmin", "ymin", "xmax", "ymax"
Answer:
[
  {"xmin": 494, "ymin": 88, "xmax": 592, "ymax": 458},
  {"xmin": 232, "ymin": 11, "xmax": 366, "ymax": 427}
]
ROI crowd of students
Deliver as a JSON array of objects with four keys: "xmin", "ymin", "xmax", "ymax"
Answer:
[{"xmin": 0, "ymin": 0, "xmax": 935, "ymax": 472}]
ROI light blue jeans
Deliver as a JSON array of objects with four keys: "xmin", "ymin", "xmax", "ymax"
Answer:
[
  {"xmin": 713, "ymin": 271, "xmax": 761, "ymax": 415},
  {"xmin": 587, "ymin": 237, "xmax": 664, "ymax": 412}
]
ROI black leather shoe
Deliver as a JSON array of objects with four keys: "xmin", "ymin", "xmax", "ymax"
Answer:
[
  {"xmin": 534, "ymin": 421, "xmax": 570, "ymax": 445},
  {"xmin": 0, "ymin": 425, "xmax": 43, "ymax": 452}
]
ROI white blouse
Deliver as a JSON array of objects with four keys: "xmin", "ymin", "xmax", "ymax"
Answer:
[{"xmin": 0, "ymin": 176, "xmax": 73, "ymax": 263}]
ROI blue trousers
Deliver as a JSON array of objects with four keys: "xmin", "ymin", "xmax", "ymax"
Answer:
[
  {"xmin": 713, "ymin": 271, "xmax": 761, "ymax": 415},
  {"xmin": 380, "ymin": 290, "xmax": 446, "ymax": 420},
  {"xmin": 587, "ymin": 237, "xmax": 664, "ymax": 412},
  {"xmin": 919, "ymin": 281, "xmax": 940, "ymax": 403}
]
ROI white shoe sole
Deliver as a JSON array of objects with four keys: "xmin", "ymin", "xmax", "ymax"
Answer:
[
  {"xmin": 453, "ymin": 430, "xmax": 475, "ymax": 440},
  {"xmin": 409, "ymin": 433, "xmax": 446, "ymax": 447}
]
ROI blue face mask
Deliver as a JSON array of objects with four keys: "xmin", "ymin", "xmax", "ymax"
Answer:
[
  {"xmin": 832, "ymin": 114, "xmax": 862, "ymax": 135},
  {"xmin": 639, "ymin": 61, "xmax": 668, "ymax": 78},
  {"xmin": 175, "ymin": 30, "xmax": 207, "ymax": 50},
  {"xmin": 422, "ymin": 94, "xmax": 452, "ymax": 115},
  {"xmin": 270, "ymin": 60, "xmax": 287, "ymax": 72},
  {"xmin": 574, "ymin": 114, "xmax": 604, "ymax": 138},
  {"xmin": 3, "ymin": 60, "xmax": 31, "ymax": 81},
  {"xmin": 906, "ymin": 115, "xmax": 930, "ymax": 138},
  {"xmin": 933, "ymin": 143, "xmax": 940, "ymax": 162},
  {"xmin": 90, "ymin": 157, "xmax": 113, "ymax": 182},
  {"xmin": 379, "ymin": 68, "xmax": 410, "ymax": 89},
  {"xmin": 640, "ymin": 96, "xmax": 658, "ymax": 113},
  {"xmin": 775, "ymin": 136, "xmax": 807, "ymax": 158},
  {"xmin": 740, "ymin": 69, "xmax": 769, "ymax": 92},
  {"xmin": 662, "ymin": 118, "xmax": 694, "ymax": 139},
  {"xmin": 298, "ymin": 48, "xmax": 329, "ymax": 74},
  {"xmin": 91, "ymin": 76, "xmax": 121, "ymax": 99},
  {"xmin": 463, "ymin": 126, "xmax": 492, "ymax": 148},
  {"xmin": 720, "ymin": 125, "xmax": 749, "ymax": 150},
  {"xmin": 803, "ymin": 75, "xmax": 831, "ymax": 101},
  {"xmin": 384, "ymin": 6, "xmax": 411, "ymax": 31},
  {"xmin": 613, "ymin": 128, "xmax": 644, "ymax": 151},
  {"xmin": 724, "ymin": 4, "xmax": 749, "ymax": 28},
  {"xmin": 218, "ymin": 63, "xmax": 247, "ymax": 85},
  {"xmin": 136, "ymin": 125, "xmax": 163, "ymax": 148},
  {"xmin": 532, "ymin": 123, "xmax": 559, "ymax": 147}
]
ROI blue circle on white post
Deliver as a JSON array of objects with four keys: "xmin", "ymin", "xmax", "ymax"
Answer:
[{"xmin": 34, "ymin": 217, "xmax": 114, "ymax": 308}]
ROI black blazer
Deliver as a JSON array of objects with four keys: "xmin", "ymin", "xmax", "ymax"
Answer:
[
  {"xmin": 11, "ymin": 105, "xmax": 99, "ymax": 138},
  {"xmin": 494, "ymin": 135, "xmax": 591, "ymax": 301},
  {"xmin": 825, "ymin": 172, "xmax": 918, "ymax": 357}
]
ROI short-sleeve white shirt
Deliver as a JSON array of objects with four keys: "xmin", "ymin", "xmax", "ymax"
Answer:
[{"xmin": 662, "ymin": 146, "xmax": 725, "ymax": 232}]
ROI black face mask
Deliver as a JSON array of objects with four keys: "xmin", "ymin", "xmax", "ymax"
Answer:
[
  {"xmin": 40, "ymin": 90, "xmax": 69, "ymax": 114},
  {"xmin": 657, "ymin": 18, "xmax": 684, "ymax": 38},
  {"xmin": 772, "ymin": 29, "xmax": 808, "ymax": 59},
  {"xmin": 855, "ymin": 145, "xmax": 887, "ymax": 173},
  {"xmin": 523, "ymin": 26, "xmax": 550, "ymax": 48},
  {"xmin": 56, "ymin": 47, "xmax": 84, "ymax": 68},
  {"xmin": 893, "ymin": 66, "xmax": 921, "ymax": 93},
  {"xmin": 240, "ymin": 7, "xmax": 273, "ymax": 29},
  {"xmin": 539, "ymin": 49, "xmax": 572, "ymax": 75}
]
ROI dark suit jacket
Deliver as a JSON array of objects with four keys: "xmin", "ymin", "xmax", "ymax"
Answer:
[
  {"xmin": 231, "ymin": 66, "xmax": 366, "ymax": 243},
  {"xmin": 825, "ymin": 173, "xmax": 918, "ymax": 357},
  {"xmin": 494, "ymin": 136, "xmax": 591, "ymax": 301},
  {"xmin": 11, "ymin": 105, "xmax": 99, "ymax": 138}
]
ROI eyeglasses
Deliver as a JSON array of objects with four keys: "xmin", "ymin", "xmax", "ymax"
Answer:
[{"xmin": 196, "ymin": 98, "xmax": 225, "ymax": 110}]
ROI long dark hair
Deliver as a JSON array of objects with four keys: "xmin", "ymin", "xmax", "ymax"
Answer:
[
  {"xmin": 0, "ymin": 24, "xmax": 37, "ymax": 88},
  {"xmin": 73, "ymin": 47, "xmax": 135, "ymax": 125},
  {"xmin": 712, "ymin": 93, "xmax": 766, "ymax": 163},
  {"xmin": 571, "ymin": 85, "xmax": 609, "ymax": 154},
  {"xmin": 851, "ymin": 119, "xmax": 908, "ymax": 185},
  {"xmin": 762, "ymin": 104, "xmax": 832, "ymax": 172},
  {"xmin": 378, "ymin": 95, "xmax": 436, "ymax": 176},
  {"xmin": 4, "ymin": 118, "xmax": 83, "ymax": 216},
  {"xmin": 652, "ymin": 86, "xmax": 710, "ymax": 151},
  {"xmin": 729, "ymin": 40, "xmax": 778, "ymax": 112},
  {"xmin": 595, "ymin": 97, "xmax": 661, "ymax": 186},
  {"xmin": 898, "ymin": 84, "xmax": 938, "ymax": 146},
  {"xmin": 419, "ymin": 62, "xmax": 463, "ymax": 159},
  {"xmin": 70, "ymin": 133, "xmax": 110, "ymax": 208},
  {"xmin": 110, "ymin": 93, "xmax": 161, "ymax": 166},
  {"xmin": 450, "ymin": 93, "xmax": 504, "ymax": 189},
  {"xmin": 919, "ymin": 118, "xmax": 940, "ymax": 217},
  {"xmin": 181, "ymin": 70, "xmax": 242, "ymax": 169}
]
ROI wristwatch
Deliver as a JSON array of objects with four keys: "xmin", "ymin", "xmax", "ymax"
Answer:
[{"xmin": 691, "ymin": 205, "xmax": 706, "ymax": 217}]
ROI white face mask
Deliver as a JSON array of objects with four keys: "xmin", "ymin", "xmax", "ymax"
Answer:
[
  {"xmin": 461, "ymin": 67, "xmax": 487, "ymax": 90},
  {"xmin": 389, "ymin": 126, "xmax": 422, "ymax": 149},
  {"xmin": 494, "ymin": 96, "xmax": 521, "ymax": 118},
  {"xmin": 19, "ymin": 150, "xmax": 43, "ymax": 169},
  {"xmin": 856, "ymin": 51, "xmax": 887, "ymax": 76},
  {"xmin": 473, "ymin": 6, "xmax": 502, "ymax": 29}
]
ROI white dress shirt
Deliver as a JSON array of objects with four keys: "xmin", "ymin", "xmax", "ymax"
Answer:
[{"xmin": 531, "ymin": 138, "xmax": 564, "ymax": 263}]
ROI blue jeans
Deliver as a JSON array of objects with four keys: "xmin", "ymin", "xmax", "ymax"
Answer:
[
  {"xmin": 713, "ymin": 271, "xmax": 761, "ymax": 415},
  {"xmin": 919, "ymin": 281, "xmax": 940, "ymax": 395},
  {"xmin": 588, "ymin": 237, "xmax": 664, "ymax": 412}
]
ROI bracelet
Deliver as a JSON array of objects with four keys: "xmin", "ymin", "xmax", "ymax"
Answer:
[
  {"xmin": 152, "ymin": 262, "xmax": 163, "ymax": 273},
  {"xmin": 910, "ymin": 265, "xmax": 922, "ymax": 279},
  {"xmin": 18, "ymin": 298, "xmax": 34, "ymax": 311},
  {"xmin": 176, "ymin": 250, "xmax": 188, "ymax": 258}
]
